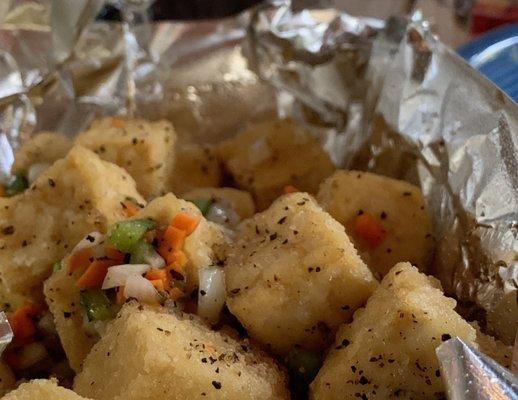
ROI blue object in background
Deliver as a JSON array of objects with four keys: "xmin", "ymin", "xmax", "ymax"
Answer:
[{"xmin": 458, "ymin": 23, "xmax": 518, "ymax": 103}]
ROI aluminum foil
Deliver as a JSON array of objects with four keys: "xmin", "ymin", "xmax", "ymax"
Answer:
[
  {"xmin": 0, "ymin": 0, "xmax": 517, "ymax": 396},
  {"xmin": 437, "ymin": 338, "xmax": 518, "ymax": 399}
]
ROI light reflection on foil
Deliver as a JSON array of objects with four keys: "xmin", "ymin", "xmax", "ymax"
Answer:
[{"xmin": 437, "ymin": 338, "xmax": 518, "ymax": 400}]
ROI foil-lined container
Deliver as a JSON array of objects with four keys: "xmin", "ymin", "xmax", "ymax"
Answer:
[{"xmin": 0, "ymin": 0, "xmax": 517, "ymax": 397}]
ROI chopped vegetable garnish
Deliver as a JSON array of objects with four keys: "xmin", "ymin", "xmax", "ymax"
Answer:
[
  {"xmin": 188, "ymin": 199, "xmax": 213, "ymax": 216},
  {"xmin": 53, "ymin": 260, "xmax": 63, "ymax": 272},
  {"xmin": 171, "ymin": 212, "xmax": 200, "ymax": 235},
  {"xmin": 77, "ymin": 259, "xmax": 115, "ymax": 289},
  {"xmin": 149, "ymin": 279, "xmax": 165, "ymax": 292},
  {"xmin": 80, "ymin": 289, "xmax": 119, "ymax": 321},
  {"xmin": 130, "ymin": 239, "xmax": 157, "ymax": 264},
  {"xmin": 353, "ymin": 212, "xmax": 387, "ymax": 249},
  {"xmin": 169, "ymin": 287, "xmax": 185, "ymax": 301},
  {"xmin": 165, "ymin": 250, "xmax": 188, "ymax": 275},
  {"xmin": 283, "ymin": 185, "xmax": 299, "ymax": 194},
  {"xmin": 145, "ymin": 268, "xmax": 170, "ymax": 294},
  {"xmin": 106, "ymin": 246, "xmax": 125, "ymax": 263},
  {"xmin": 108, "ymin": 218, "xmax": 156, "ymax": 253},
  {"xmin": 287, "ymin": 348, "xmax": 322, "ymax": 398},
  {"xmin": 67, "ymin": 247, "xmax": 94, "ymax": 274},
  {"xmin": 159, "ymin": 227, "xmax": 186, "ymax": 264},
  {"xmin": 122, "ymin": 200, "xmax": 140, "ymax": 217},
  {"xmin": 6, "ymin": 171, "xmax": 28, "ymax": 197},
  {"xmin": 7, "ymin": 305, "xmax": 41, "ymax": 344}
]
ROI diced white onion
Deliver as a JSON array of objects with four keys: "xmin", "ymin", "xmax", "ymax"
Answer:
[
  {"xmin": 206, "ymin": 202, "xmax": 240, "ymax": 227},
  {"xmin": 143, "ymin": 248, "xmax": 166, "ymax": 268},
  {"xmin": 71, "ymin": 232, "xmax": 105, "ymax": 254},
  {"xmin": 198, "ymin": 267, "xmax": 226, "ymax": 324},
  {"xmin": 27, "ymin": 162, "xmax": 50, "ymax": 184},
  {"xmin": 101, "ymin": 264, "xmax": 151, "ymax": 290},
  {"xmin": 123, "ymin": 274, "xmax": 158, "ymax": 304}
]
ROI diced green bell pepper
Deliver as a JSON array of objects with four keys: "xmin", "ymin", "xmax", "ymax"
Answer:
[
  {"xmin": 6, "ymin": 171, "xmax": 28, "ymax": 197},
  {"xmin": 187, "ymin": 198, "xmax": 213, "ymax": 216},
  {"xmin": 130, "ymin": 239, "xmax": 157, "ymax": 264},
  {"xmin": 80, "ymin": 289, "xmax": 119, "ymax": 321},
  {"xmin": 107, "ymin": 218, "xmax": 156, "ymax": 253}
]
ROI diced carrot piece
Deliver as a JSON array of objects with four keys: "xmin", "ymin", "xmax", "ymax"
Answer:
[
  {"xmin": 122, "ymin": 200, "xmax": 140, "ymax": 217},
  {"xmin": 158, "ymin": 227, "xmax": 186, "ymax": 263},
  {"xmin": 111, "ymin": 117, "xmax": 125, "ymax": 129},
  {"xmin": 145, "ymin": 268, "xmax": 168, "ymax": 281},
  {"xmin": 149, "ymin": 279, "xmax": 165, "ymax": 292},
  {"xmin": 115, "ymin": 286, "xmax": 125, "ymax": 306},
  {"xmin": 283, "ymin": 185, "xmax": 299, "ymax": 194},
  {"xmin": 7, "ymin": 305, "xmax": 40, "ymax": 343},
  {"xmin": 171, "ymin": 212, "xmax": 200, "ymax": 235},
  {"xmin": 106, "ymin": 246, "xmax": 125, "ymax": 263},
  {"xmin": 165, "ymin": 251, "xmax": 188, "ymax": 275},
  {"xmin": 163, "ymin": 226, "xmax": 186, "ymax": 251},
  {"xmin": 353, "ymin": 213, "xmax": 387, "ymax": 249},
  {"xmin": 76, "ymin": 259, "xmax": 114, "ymax": 289},
  {"xmin": 67, "ymin": 247, "xmax": 94, "ymax": 274},
  {"xmin": 168, "ymin": 287, "xmax": 185, "ymax": 301}
]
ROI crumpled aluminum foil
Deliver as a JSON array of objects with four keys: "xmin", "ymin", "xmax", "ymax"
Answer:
[
  {"xmin": 0, "ymin": 0, "xmax": 516, "ymax": 397},
  {"xmin": 437, "ymin": 338, "xmax": 518, "ymax": 399},
  {"xmin": 0, "ymin": 312, "xmax": 13, "ymax": 355}
]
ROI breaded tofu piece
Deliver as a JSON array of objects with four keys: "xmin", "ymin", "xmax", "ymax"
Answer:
[
  {"xmin": 76, "ymin": 117, "xmax": 177, "ymax": 199},
  {"xmin": 0, "ymin": 145, "xmax": 144, "ymax": 302},
  {"xmin": 2, "ymin": 379, "xmax": 88, "ymax": 400},
  {"xmin": 317, "ymin": 170, "xmax": 434, "ymax": 277},
  {"xmin": 225, "ymin": 193, "xmax": 378, "ymax": 355},
  {"xmin": 217, "ymin": 119, "xmax": 334, "ymax": 210},
  {"xmin": 0, "ymin": 361, "xmax": 15, "ymax": 396},
  {"xmin": 183, "ymin": 187, "xmax": 255, "ymax": 221},
  {"xmin": 310, "ymin": 263, "xmax": 476, "ymax": 400},
  {"xmin": 44, "ymin": 193, "xmax": 226, "ymax": 372},
  {"xmin": 11, "ymin": 132, "xmax": 72, "ymax": 174},
  {"xmin": 74, "ymin": 303, "xmax": 289, "ymax": 400},
  {"xmin": 44, "ymin": 266, "xmax": 97, "ymax": 373},
  {"xmin": 169, "ymin": 143, "xmax": 221, "ymax": 196}
]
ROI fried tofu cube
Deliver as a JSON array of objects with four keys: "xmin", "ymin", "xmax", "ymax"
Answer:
[
  {"xmin": 225, "ymin": 193, "xmax": 378, "ymax": 355},
  {"xmin": 217, "ymin": 119, "xmax": 334, "ymax": 210},
  {"xmin": 183, "ymin": 187, "xmax": 255, "ymax": 223},
  {"xmin": 169, "ymin": 143, "xmax": 221, "ymax": 196},
  {"xmin": 73, "ymin": 303, "xmax": 289, "ymax": 400},
  {"xmin": 44, "ymin": 193, "xmax": 226, "ymax": 372},
  {"xmin": 0, "ymin": 361, "xmax": 15, "ymax": 396},
  {"xmin": 44, "ymin": 267, "xmax": 97, "ymax": 373},
  {"xmin": 2, "ymin": 379, "xmax": 87, "ymax": 400},
  {"xmin": 310, "ymin": 263, "xmax": 476, "ymax": 400},
  {"xmin": 76, "ymin": 117, "xmax": 177, "ymax": 199},
  {"xmin": 317, "ymin": 170, "xmax": 434, "ymax": 277},
  {"xmin": 0, "ymin": 145, "xmax": 144, "ymax": 301},
  {"xmin": 11, "ymin": 132, "xmax": 72, "ymax": 174}
]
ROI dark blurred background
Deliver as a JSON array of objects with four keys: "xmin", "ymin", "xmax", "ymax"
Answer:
[{"xmin": 98, "ymin": 0, "xmax": 264, "ymax": 20}]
